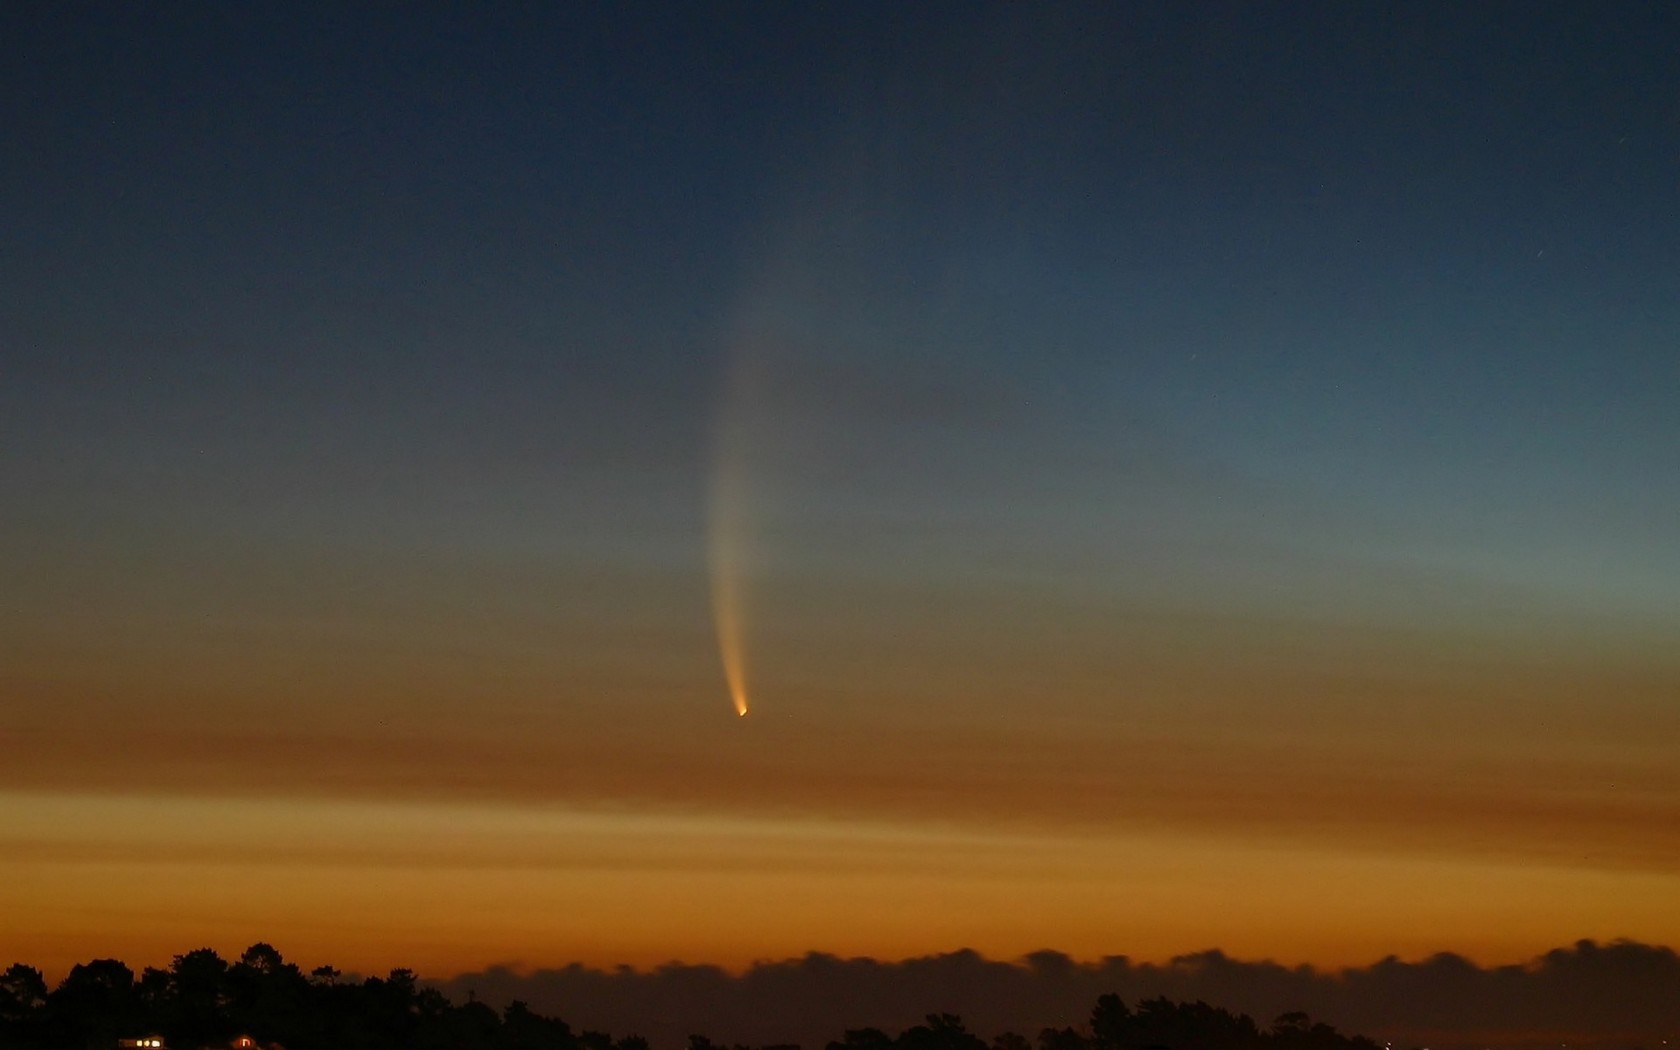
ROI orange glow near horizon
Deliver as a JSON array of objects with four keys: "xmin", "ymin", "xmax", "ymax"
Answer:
[
  {"xmin": 3, "ymin": 787, "xmax": 1679, "ymax": 985},
  {"xmin": 6, "ymin": 594, "xmax": 1678, "ymax": 982}
]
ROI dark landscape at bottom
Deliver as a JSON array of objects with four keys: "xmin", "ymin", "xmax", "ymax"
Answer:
[{"xmin": 5, "ymin": 941, "xmax": 1677, "ymax": 1050}]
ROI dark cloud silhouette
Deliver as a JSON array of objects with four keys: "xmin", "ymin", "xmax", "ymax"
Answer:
[{"xmin": 434, "ymin": 941, "xmax": 1679, "ymax": 1050}]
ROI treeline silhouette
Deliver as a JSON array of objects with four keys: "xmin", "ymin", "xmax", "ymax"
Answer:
[
  {"xmin": 0, "ymin": 945, "xmax": 1383, "ymax": 1050},
  {"xmin": 820, "ymin": 999, "xmax": 1380, "ymax": 1050},
  {"xmin": 0, "ymin": 945, "xmax": 613, "ymax": 1050}
]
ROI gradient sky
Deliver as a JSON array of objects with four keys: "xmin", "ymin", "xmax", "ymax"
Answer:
[{"xmin": 3, "ymin": 2, "xmax": 1679, "ymax": 986}]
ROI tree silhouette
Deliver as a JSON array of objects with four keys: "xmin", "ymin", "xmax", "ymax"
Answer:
[
  {"xmin": 43, "ymin": 958, "xmax": 142, "ymax": 1050},
  {"xmin": 0, "ymin": 965, "xmax": 46, "ymax": 1025},
  {"xmin": 898, "ymin": 1014, "xmax": 989, "ymax": 1050},
  {"xmin": 1038, "ymin": 1026, "xmax": 1085, "ymax": 1050},
  {"xmin": 162, "ymin": 948, "xmax": 233, "ymax": 1046},
  {"xmin": 0, "ymin": 945, "xmax": 1395, "ymax": 1050},
  {"xmin": 1090, "ymin": 993, "xmax": 1131, "ymax": 1050}
]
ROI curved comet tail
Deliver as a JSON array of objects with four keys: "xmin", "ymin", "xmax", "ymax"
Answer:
[
  {"xmin": 708, "ymin": 415, "xmax": 752, "ymax": 718},
  {"xmin": 712, "ymin": 564, "xmax": 751, "ymax": 717}
]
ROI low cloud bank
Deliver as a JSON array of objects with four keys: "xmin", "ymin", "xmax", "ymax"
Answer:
[{"xmin": 434, "ymin": 940, "xmax": 1678, "ymax": 1050}]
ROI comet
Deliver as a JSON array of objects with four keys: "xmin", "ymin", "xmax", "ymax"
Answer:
[
  {"xmin": 709, "ymin": 478, "xmax": 751, "ymax": 717},
  {"xmin": 708, "ymin": 350, "xmax": 758, "ymax": 719},
  {"xmin": 710, "ymin": 480, "xmax": 751, "ymax": 717}
]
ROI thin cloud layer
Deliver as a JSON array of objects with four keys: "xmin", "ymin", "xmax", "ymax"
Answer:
[{"xmin": 435, "ymin": 941, "xmax": 1679, "ymax": 1050}]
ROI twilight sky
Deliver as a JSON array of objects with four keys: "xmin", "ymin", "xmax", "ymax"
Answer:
[{"xmin": 3, "ymin": 0, "xmax": 1679, "ymax": 1004}]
